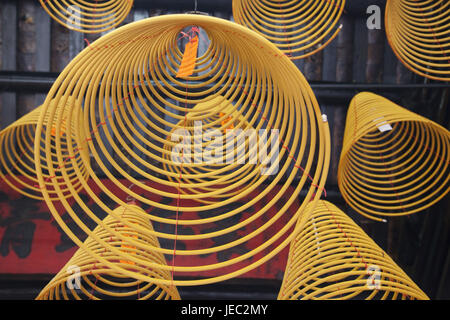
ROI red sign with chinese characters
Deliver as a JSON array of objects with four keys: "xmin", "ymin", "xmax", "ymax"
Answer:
[{"xmin": 0, "ymin": 177, "xmax": 295, "ymax": 280}]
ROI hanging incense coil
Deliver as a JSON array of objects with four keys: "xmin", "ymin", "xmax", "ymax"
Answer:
[
  {"xmin": 385, "ymin": 0, "xmax": 450, "ymax": 81},
  {"xmin": 34, "ymin": 14, "xmax": 331, "ymax": 286},
  {"xmin": 278, "ymin": 200, "xmax": 429, "ymax": 300},
  {"xmin": 36, "ymin": 205, "xmax": 181, "ymax": 300},
  {"xmin": 0, "ymin": 97, "xmax": 89, "ymax": 200},
  {"xmin": 39, "ymin": 0, "xmax": 134, "ymax": 34},
  {"xmin": 232, "ymin": 0, "xmax": 345, "ymax": 60},
  {"xmin": 338, "ymin": 92, "xmax": 450, "ymax": 222},
  {"xmin": 162, "ymin": 95, "xmax": 259, "ymax": 205}
]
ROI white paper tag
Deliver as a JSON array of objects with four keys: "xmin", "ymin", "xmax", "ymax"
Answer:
[
  {"xmin": 377, "ymin": 122, "xmax": 393, "ymax": 132},
  {"xmin": 373, "ymin": 118, "xmax": 393, "ymax": 132}
]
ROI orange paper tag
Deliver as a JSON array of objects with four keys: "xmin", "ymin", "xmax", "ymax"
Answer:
[
  {"xmin": 176, "ymin": 35, "xmax": 199, "ymax": 78},
  {"xmin": 120, "ymin": 234, "xmax": 138, "ymax": 265},
  {"xmin": 220, "ymin": 112, "xmax": 235, "ymax": 132},
  {"xmin": 51, "ymin": 120, "xmax": 67, "ymax": 137}
]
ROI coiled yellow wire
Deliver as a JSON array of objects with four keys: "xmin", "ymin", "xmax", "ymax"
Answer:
[
  {"xmin": 232, "ymin": 0, "xmax": 345, "ymax": 60},
  {"xmin": 278, "ymin": 200, "xmax": 429, "ymax": 300},
  {"xmin": 36, "ymin": 205, "xmax": 181, "ymax": 300},
  {"xmin": 39, "ymin": 0, "xmax": 134, "ymax": 34},
  {"xmin": 34, "ymin": 14, "xmax": 331, "ymax": 286},
  {"xmin": 338, "ymin": 92, "xmax": 450, "ymax": 222},
  {"xmin": 0, "ymin": 98, "xmax": 89, "ymax": 200},
  {"xmin": 385, "ymin": 0, "xmax": 450, "ymax": 81}
]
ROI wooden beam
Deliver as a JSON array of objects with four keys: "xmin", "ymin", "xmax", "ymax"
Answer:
[
  {"xmin": 1, "ymin": 2, "xmax": 17, "ymax": 130},
  {"xmin": 366, "ymin": 28, "xmax": 385, "ymax": 83},
  {"xmin": 336, "ymin": 15, "xmax": 355, "ymax": 82},
  {"xmin": 16, "ymin": 0, "xmax": 36, "ymax": 117}
]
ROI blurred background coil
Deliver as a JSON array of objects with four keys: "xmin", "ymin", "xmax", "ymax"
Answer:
[
  {"xmin": 0, "ymin": 97, "xmax": 89, "ymax": 200},
  {"xmin": 232, "ymin": 0, "xmax": 345, "ymax": 60},
  {"xmin": 385, "ymin": 0, "xmax": 450, "ymax": 81},
  {"xmin": 278, "ymin": 200, "xmax": 429, "ymax": 300},
  {"xmin": 36, "ymin": 205, "xmax": 181, "ymax": 300},
  {"xmin": 39, "ymin": 0, "xmax": 134, "ymax": 34},
  {"xmin": 34, "ymin": 14, "xmax": 331, "ymax": 286},
  {"xmin": 338, "ymin": 92, "xmax": 450, "ymax": 221}
]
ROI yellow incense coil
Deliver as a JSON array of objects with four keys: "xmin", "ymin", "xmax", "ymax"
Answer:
[
  {"xmin": 232, "ymin": 0, "xmax": 345, "ymax": 60},
  {"xmin": 278, "ymin": 200, "xmax": 429, "ymax": 300},
  {"xmin": 39, "ymin": 0, "xmax": 134, "ymax": 34},
  {"xmin": 34, "ymin": 14, "xmax": 331, "ymax": 286},
  {"xmin": 0, "ymin": 97, "xmax": 89, "ymax": 200},
  {"xmin": 36, "ymin": 205, "xmax": 181, "ymax": 300},
  {"xmin": 385, "ymin": 0, "xmax": 450, "ymax": 81},
  {"xmin": 338, "ymin": 92, "xmax": 450, "ymax": 222},
  {"xmin": 161, "ymin": 95, "xmax": 258, "ymax": 205}
]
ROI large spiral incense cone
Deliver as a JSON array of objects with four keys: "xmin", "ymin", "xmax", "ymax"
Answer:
[
  {"xmin": 34, "ymin": 14, "xmax": 331, "ymax": 286},
  {"xmin": 386, "ymin": 0, "xmax": 450, "ymax": 81},
  {"xmin": 338, "ymin": 92, "xmax": 449, "ymax": 221},
  {"xmin": 278, "ymin": 201, "xmax": 429, "ymax": 300},
  {"xmin": 39, "ymin": 0, "xmax": 134, "ymax": 34},
  {"xmin": 233, "ymin": 0, "xmax": 345, "ymax": 60},
  {"xmin": 36, "ymin": 205, "xmax": 181, "ymax": 300},
  {"xmin": 0, "ymin": 97, "xmax": 89, "ymax": 200}
]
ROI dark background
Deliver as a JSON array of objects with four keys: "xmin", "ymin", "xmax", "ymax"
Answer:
[{"xmin": 0, "ymin": 0, "xmax": 449, "ymax": 299}]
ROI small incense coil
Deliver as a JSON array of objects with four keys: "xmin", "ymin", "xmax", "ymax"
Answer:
[
  {"xmin": 0, "ymin": 97, "xmax": 89, "ymax": 200},
  {"xmin": 232, "ymin": 0, "xmax": 345, "ymax": 60},
  {"xmin": 338, "ymin": 92, "xmax": 450, "ymax": 221},
  {"xmin": 34, "ymin": 14, "xmax": 331, "ymax": 286},
  {"xmin": 36, "ymin": 205, "xmax": 181, "ymax": 300},
  {"xmin": 278, "ymin": 200, "xmax": 429, "ymax": 300},
  {"xmin": 39, "ymin": 0, "xmax": 134, "ymax": 34},
  {"xmin": 385, "ymin": 0, "xmax": 450, "ymax": 81},
  {"xmin": 162, "ymin": 95, "xmax": 259, "ymax": 205}
]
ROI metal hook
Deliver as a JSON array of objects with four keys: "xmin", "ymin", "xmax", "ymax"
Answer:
[
  {"xmin": 126, "ymin": 183, "xmax": 136, "ymax": 204},
  {"xmin": 185, "ymin": 1, "xmax": 209, "ymax": 17}
]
